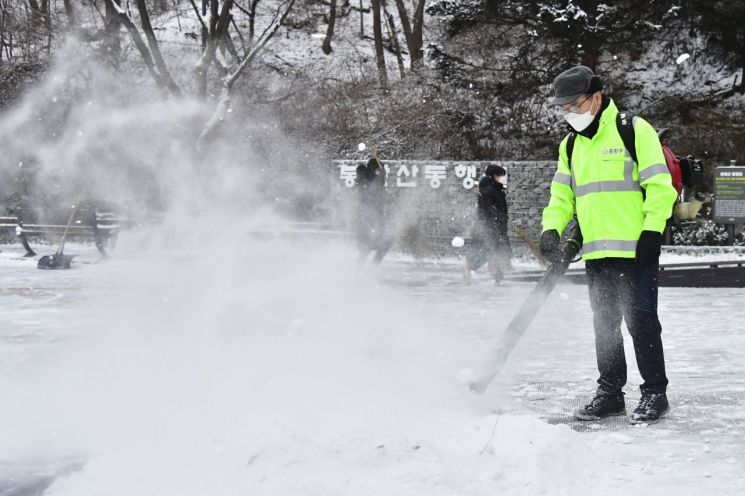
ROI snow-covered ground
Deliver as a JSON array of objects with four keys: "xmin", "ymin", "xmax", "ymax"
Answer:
[
  {"xmin": 2, "ymin": 4, "xmax": 743, "ymax": 494},
  {"xmin": 1, "ymin": 231, "xmax": 743, "ymax": 495}
]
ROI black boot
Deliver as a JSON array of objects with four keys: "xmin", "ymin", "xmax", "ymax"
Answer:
[
  {"xmin": 573, "ymin": 392, "xmax": 626, "ymax": 421},
  {"xmin": 629, "ymin": 393, "xmax": 669, "ymax": 424}
]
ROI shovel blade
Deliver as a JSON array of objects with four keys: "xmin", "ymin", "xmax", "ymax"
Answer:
[{"xmin": 37, "ymin": 253, "xmax": 75, "ymax": 270}]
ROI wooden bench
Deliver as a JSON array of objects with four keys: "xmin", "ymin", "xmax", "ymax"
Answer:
[{"xmin": 0, "ymin": 207, "xmax": 127, "ymax": 257}]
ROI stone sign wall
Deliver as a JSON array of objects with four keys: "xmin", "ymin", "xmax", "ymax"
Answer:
[{"xmin": 331, "ymin": 159, "xmax": 556, "ymax": 243}]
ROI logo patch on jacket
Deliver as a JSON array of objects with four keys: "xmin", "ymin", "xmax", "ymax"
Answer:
[{"xmin": 602, "ymin": 148, "xmax": 625, "ymax": 156}]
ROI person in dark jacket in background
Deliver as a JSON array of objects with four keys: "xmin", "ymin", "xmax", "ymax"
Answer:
[
  {"xmin": 355, "ymin": 156, "xmax": 391, "ymax": 265},
  {"xmin": 464, "ymin": 164, "xmax": 512, "ymax": 284}
]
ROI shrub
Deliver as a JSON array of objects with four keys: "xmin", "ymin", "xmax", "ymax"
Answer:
[{"xmin": 671, "ymin": 219, "xmax": 730, "ymax": 246}]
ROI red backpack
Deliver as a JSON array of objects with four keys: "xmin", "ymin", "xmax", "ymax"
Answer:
[{"xmin": 661, "ymin": 144, "xmax": 684, "ymax": 195}]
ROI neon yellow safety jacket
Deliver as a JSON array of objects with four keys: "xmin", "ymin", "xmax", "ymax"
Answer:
[{"xmin": 541, "ymin": 98, "xmax": 678, "ymax": 260}]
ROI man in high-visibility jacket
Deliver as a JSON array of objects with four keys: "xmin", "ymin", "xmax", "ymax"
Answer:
[{"xmin": 540, "ymin": 66, "xmax": 677, "ymax": 424}]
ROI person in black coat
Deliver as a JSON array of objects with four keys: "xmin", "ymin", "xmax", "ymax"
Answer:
[
  {"xmin": 465, "ymin": 164, "xmax": 512, "ymax": 283},
  {"xmin": 354, "ymin": 157, "xmax": 391, "ymax": 265}
]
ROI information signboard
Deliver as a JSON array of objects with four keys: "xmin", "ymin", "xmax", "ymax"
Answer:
[{"xmin": 714, "ymin": 166, "xmax": 745, "ymax": 224}]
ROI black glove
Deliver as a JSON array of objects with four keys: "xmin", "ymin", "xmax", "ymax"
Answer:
[
  {"xmin": 539, "ymin": 230, "xmax": 560, "ymax": 260},
  {"xmin": 636, "ymin": 230, "xmax": 662, "ymax": 266}
]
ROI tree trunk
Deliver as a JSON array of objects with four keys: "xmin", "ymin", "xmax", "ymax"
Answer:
[
  {"xmin": 42, "ymin": 0, "xmax": 51, "ymax": 55},
  {"xmin": 735, "ymin": 70, "xmax": 745, "ymax": 94},
  {"xmin": 409, "ymin": 0, "xmax": 425, "ymax": 66},
  {"xmin": 359, "ymin": 0, "xmax": 363, "ymax": 37},
  {"xmin": 0, "ymin": 1, "xmax": 5, "ymax": 62},
  {"xmin": 384, "ymin": 9, "xmax": 404, "ymax": 78},
  {"xmin": 394, "ymin": 0, "xmax": 425, "ymax": 68},
  {"xmin": 394, "ymin": 0, "xmax": 412, "ymax": 49},
  {"xmin": 27, "ymin": 0, "xmax": 43, "ymax": 39},
  {"xmin": 581, "ymin": 51, "xmax": 598, "ymax": 72},
  {"xmin": 104, "ymin": 0, "xmax": 171, "ymax": 92},
  {"xmin": 195, "ymin": 0, "xmax": 234, "ymax": 98},
  {"xmin": 62, "ymin": 0, "xmax": 79, "ymax": 34},
  {"xmin": 104, "ymin": 0, "xmax": 123, "ymax": 66},
  {"xmin": 220, "ymin": 19, "xmax": 240, "ymax": 64},
  {"xmin": 321, "ymin": 0, "xmax": 336, "ymax": 55},
  {"xmin": 210, "ymin": 0, "xmax": 219, "ymax": 35},
  {"xmin": 249, "ymin": 0, "xmax": 261, "ymax": 41},
  {"xmin": 201, "ymin": 0, "xmax": 208, "ymax": 49},
  {"xmin": 371, "ymin": 0, "xmax": 388, "ymax": 89},
  {"xmin": 135, "ymin": 0, "xmax": 182, "ymax": 95}
]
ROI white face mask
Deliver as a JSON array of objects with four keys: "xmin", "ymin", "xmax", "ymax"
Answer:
[{"xmin": 563, "ymin": 98, "xmax": 596, "ymax": 132}]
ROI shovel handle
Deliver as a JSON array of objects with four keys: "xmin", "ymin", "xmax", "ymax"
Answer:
[
  {"xmin": 507, "ymin": 219, "xmax": 548, "ymax": 266},
  {"xmin": 57, "ymin": 193, "xmax": 83, "ymax": 255}
]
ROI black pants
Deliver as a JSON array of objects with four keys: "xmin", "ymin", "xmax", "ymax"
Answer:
[
  {"xmin": 467, "ymin": 222, "xmax": 510, "ymax": 279},
  {"xmin": 355, "ymin": 207, "xmax": 392, "ymax": 265},
  {"xmin": 585, "ymin": 258, "xmax": 668, "ymax": 396}
]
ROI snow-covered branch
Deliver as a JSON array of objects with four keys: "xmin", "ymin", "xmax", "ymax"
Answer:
[
  {"xmin": 224, "ymin": 0, "xmax": 296, "ymax": 90},
  {"xmin": 197, "ymin": 0, "xmax": 296, "ymax": 149}
]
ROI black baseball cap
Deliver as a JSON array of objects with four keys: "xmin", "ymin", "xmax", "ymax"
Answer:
[{"xmin": 548, "ymin": 65, "xmax": 603, "ymax": 107}]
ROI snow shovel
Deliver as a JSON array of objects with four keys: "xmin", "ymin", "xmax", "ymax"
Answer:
[
  {"xmin": 468, "ymin": 221, "xmax": 583, "ymax": 394},
  {"xmin": 37, "ymin": 196, "xmax": 82, "ymax": 270},
  {"xmin": 507, "ymin": 219, "xmax": 548, "ymax": 266}
]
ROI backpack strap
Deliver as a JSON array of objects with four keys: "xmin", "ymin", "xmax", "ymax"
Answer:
[
  {"xmin": 617, "ymin": 112, "xmax": 650, "ymax": 201},
  {"xmin": 616, "ymin": 113, "xmax": 638, "ymax": 164},
  {"xmin": 565, "ymin": 132, "xmax": 577, "ymax": 169}
]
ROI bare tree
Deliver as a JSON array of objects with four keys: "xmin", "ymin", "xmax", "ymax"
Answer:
[
  {"xmin": 41, "ymin": 0, "xmax": 51, "ymax": 55},
  {"xmin": 21, "ymin": 0, "xmax": 51, "ymax": 55},
  {"xmin": 0, "ymin": 0, "xmax": 7, "ymax": 61},
  {"xmin": 321, "ymin": 0, "xmax": 336, "ymax": 55},
  {"xmin": 393, "ymin": 0, "xmax": 425, "ymax": 67},
  {"xmin": 316, "ymin": 0, "xmax": 370, "ymax": 57},
  {"xmin": 62, "ymin": 0, "xmax": 79, "ymax": 35},
  {"xmin": 90, "ymin": 0, "xmax": 296, "ymax": 132},
  {"xmin": 382, "ymin": 2, "xmax": 405, "ymax": 77},
  {"xmin": 27, "ymin": 0, "xmax": 41, "ymax": 25},
  {"xmin": 101, "ymin": 0, "xmax": 179, "ymax": 94},
  {"xmin": 194, "ymin": 0, "xmax": 235, "ymax": 98},
  {"xmin": 102, "ymin": 0, "xmax": 123, "ymax": 66},
  {"xmin": 27, "ymin": 0, "xmax": 51, "ymax": 46},
  {"xmin": 0, "ymin": 0, "xmax": 56, "ymax": 62},
  {"xmin": 197, "ymin": 0, "xmax": 296, "ymax": 147},
  {"xmin": 201, "ymin": 0, "xmax": 208, "ymax": 48},
  {"xmin": 235, "ymin": 0, "xmax": 262, "ymax": 42},
  {"xmin": 135, "ymin": 0, "xmax": 181, "ymax": 95},
  {"xmin": 0, "ymin": 0, "xmax": 25, "ymax": 62},
  {"xmin": 359, "ymin": 0, "xmax": 364, "ymax": 37},
  {"xmin": 371, "ymin": 0, "xmax": 388, "ymax": 89}
]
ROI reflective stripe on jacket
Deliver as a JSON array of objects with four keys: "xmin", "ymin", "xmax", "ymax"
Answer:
[{"xmin": 541, "ymin": 99, "xmax": 677, "ymax": 260}]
